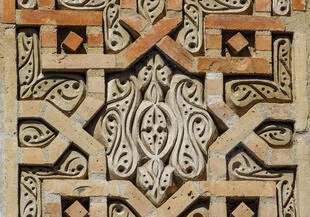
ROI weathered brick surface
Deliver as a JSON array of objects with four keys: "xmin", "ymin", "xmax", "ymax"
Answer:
[{"xmin": 1, "ymin": 1, "xmax": 310, "ymax": 217}]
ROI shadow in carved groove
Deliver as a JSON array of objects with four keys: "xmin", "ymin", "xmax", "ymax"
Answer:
[
  {"xmin": 227, "ymin": 146, "xmax": 296, "ymax": 217},
  {"xmin": 91, "ymin": 50, "xmax": 218, "ymax": 206}
]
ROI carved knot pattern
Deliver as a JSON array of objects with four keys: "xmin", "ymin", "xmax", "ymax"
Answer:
[
  {"xmin": 228, "ymin": 151, "xmax": 296, "ymax": 217},
  {"xmin": 177, "ymin": 0, "xmax": 252, "ymax": 54},
  {"xmin": 226, "ymin": 36, "xmax": 292, "ymax": 111},
  {"xmin": 94, "ymin": 52, "xmax": 217, "ymax": 206},
  {"xmin": 17, "ymin": 29, "xmax": 86, "ymax": 114}
]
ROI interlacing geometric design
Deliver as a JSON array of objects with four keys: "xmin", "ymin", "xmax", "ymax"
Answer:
[{"xmin": 2, "ymin": 0, "xmax": 306, "ymax": 216}]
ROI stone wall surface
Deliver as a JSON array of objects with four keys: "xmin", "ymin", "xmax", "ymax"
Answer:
[{"xmin": 0, "ymin": 0, "xmax": 310, "ymax": 216}]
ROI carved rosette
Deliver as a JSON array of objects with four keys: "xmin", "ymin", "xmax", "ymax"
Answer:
[
  {"xmin": 138, "ymin": 0, "xmax": 166, "ymax": 24},
  {"xmin": 228, "ymin": 152, "xmax": 296, "ymax": 217},
  {"xmin": 17, "ymin": 29, "xmax": 86, "ymax": 114},
  {"xmin": 94, "ymin": 52, "xmax": 217, "ymax": 206},
  {"xmin": 103, "ymin": 0, "xmax": 131, "ymax": 53},
  {"xmin": 225, "ymin": 36, "xmax": 291, "ymax": 111},
  {"xmin": 177, "ymin": 0, "xmax": 252, "ymax": 54},
  {"xmin": 57, "ymin": 0, "xmax": 108, "ymax": 10},
  {"xmin": 20, "ymin": 150, "xmax": 87, "ymax": 217}
]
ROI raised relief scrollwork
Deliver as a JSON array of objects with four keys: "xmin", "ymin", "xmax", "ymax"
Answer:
[
  {"xmin": 228, "ymin": 152, "xmax": 296, "ymax": 217},
  {"xmin": 104, "ymin": 0, "xmax": 131, "ymax": 53},
  {"xmin": 94, "ymin": 76, "xmax": 141, "ymax": 180},
  {"xmin": 17, "ymin": 0, "xmax": 37, "ymax": 9},
  {"xmin": 138, "ymin": 0, "xmax": 166, "ymax": 24},
  {"xmin": 109, "ymin": 201, "xmax": 137, "ymax": 217},
  {"xmin": 133, "ymin": 53, "xmax": 176, "ymax": 206},
  {"xmin": 18, "ymin": 29, "xmax": 86, "ymax": 114},
  {"xmin": 57, "ymin": 0, "xmax": 108, "ymax": 10},
  {"xmin": 177, "ymin": 0, "xmax": 252, "ymax": 54},
  {"xmin": 167, "ymin": 75, "xmax": 217, "ymax": 181},
  {"xmin": 20, "ymin": 150, "xmax": 87, "ymax": 217},
  {"xmin": 226, "ymin": 36, "xmax": 291, "ymax": 111},
  {"xmin": 256, "ymin": 123, "xmax": 293, "ymax": 147},
  {"xmin": 273, "ymin": 0, "xmax": 290, "ymax": 16},
  {"xmin": 19, "ymin": 121, "xmax": 56, "ymax": 147}
]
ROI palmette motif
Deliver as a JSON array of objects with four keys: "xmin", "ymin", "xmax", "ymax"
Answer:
[
  {"xmin": 228, "ymin": 152, "xmax": 296, "ymax": 217},
  {"xmin": 94, "ymin": 52, "xmax": 217, "ymax": 206},
  {"xmin": 20, "ymin": 150, "xmax": 87, "ymax": 217}
]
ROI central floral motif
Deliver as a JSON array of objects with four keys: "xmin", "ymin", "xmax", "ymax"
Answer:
[{"xmin": 93, "ymin": 52, "xmax": 218, "ymax": 206}]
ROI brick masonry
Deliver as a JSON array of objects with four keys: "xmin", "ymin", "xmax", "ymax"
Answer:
[{"xmin": 0, "ymin": 0, "xmax": 310, "ymax": 217}]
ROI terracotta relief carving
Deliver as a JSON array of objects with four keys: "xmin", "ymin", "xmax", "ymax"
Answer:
[
  {"xmin": 57, "ymin": 0, "xmax": 109, "ymax": 9},
  {"xmin": 17, "ymin": 29, "xmax": 86, "ymax": 114},
  {"xmin": 17, "ymin": 0, "xmax": 37, "ymax": 9},
  {"xmin": 273, "ymin": 0, "xmax": 290, "ymax": 15},
  {"xmin": 228, "ymin": 151, "xmax": 296, "ymax": 217},
  {"xmin": 226, "ymin": 36, "xmax": 291, "ymax": 112},
  {"xmin": 138, "ymin": 0, "xmax": 166, "ymax": 24}
]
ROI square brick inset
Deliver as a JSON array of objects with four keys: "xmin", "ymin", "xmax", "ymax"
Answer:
[
  {"xmin": 226, "ymin": 32, "xmax": 249, "ymax": 55},
  {"xmin": 62, "ymin": 31, "xmax": 84, "ymax": 52},
  {"xmin": 255, "ymin": 35, "xmax": 272, "ymax": 51},
  {"xmin": 231, "ymin": 202, "xmax": 255, "ymax": 217},
  {"xmin": 64, "ymin": 200, "xmax": 88, "ymax": 217}
]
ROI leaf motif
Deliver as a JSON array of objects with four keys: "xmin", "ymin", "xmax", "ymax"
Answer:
[
  {"xmin": 257, "ymin": 123, "xmax": 292, "ymax": 147},
  {"xmin": 20, "ymin": 173, "xmax": 39, "ymax": 217},
  {"xmin": 19, "ymin": 121, "xmax": 56, "ymax": 147},
  {"xmin": 199, "ymin": 0, "xmax": 252, "ymax": 13},
  {"xmin": 58, "ymin": 0, "xmax": 108, "ymax": 9},
  {"xmin": 138, "ymin": 0, "xmax": 166, "ymax": 24},
  {"xmin": 167, "ymin": 75, "xmax": 217, "ymax": 180},
  {"xmin": 94, "ymin": 77, "xmax": 141, "ymax": 179}
]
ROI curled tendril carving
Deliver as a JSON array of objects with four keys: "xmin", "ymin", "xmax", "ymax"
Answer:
[
  {"xmin": 19, "ymin": 121, "xmax": 56, "ymax": 147},
  {"xmin": 109, "ymin": 201, "xmax": 137, "ymax": 217},
  {"xmin": 20, "ymin": 150, "xmax": 87, "ymax": 217},
  {"xmin": 138, "ymin": 0, "xmax": 166, "ymax": 24},
  {"xmin": 17, "ymin": 29, "xmax": 86, "ymax": 114},
  {"xmin": 228, "ymin": 152, "xmax": 296, "ymax": 217},
  {"xmin": 17, "ymin": 0, "xmax": 37, "ymax": 9}
]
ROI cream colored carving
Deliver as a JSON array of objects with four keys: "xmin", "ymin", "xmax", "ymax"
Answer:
[
  {"xmin": 103, "ymin": 0, "xmax": 131, "ymax": 53},
  {"xmin": 138, "ymin": 0, "xmax": 166, "ymax": 24},
  {"xmin": 273, "ymin": 0, "xmax": 290, "ymax": 15},
  {"xmin": 228, "ymin": 152, "xmax": 296, "ymax": 217},
  {"xmin": 20, "ymin": 150, "xmax": 87, "ymax": 217},
  {"xmin": 94, "ymin": 77, "xmax": 141, "ymax": 180},
  {"xmin": 257, "ymin": 123, "xmax": 293, "ymax": 147},
  {"xmin": 17, "ymin": 0, "xmax": 37, "ymax": 9},
  {"xmin": 109, "ymin": 201, "xmax": 136, "ymax": 217},
  {"xmin": 185, "ymin": 206, "xmax": 209, "ymax": 217},
  {"xmin": 226, "ymin": 36, "xmax": 291, "ymax": 110},
  {"xmin": 177, "ymin": 0, "xmax": 252, "ymax": 54},
  {"xmin": 133, "ymin": 53, "xmax": 176, "ymax": 206},
  {"xmin": 167, "ymin": 75, "xmax": 217, "ymax": 180},
  {"xmin": 58, "ymin": 0, "xmax": 108, "ymax": 9},
  {"xmin": 19, "ymin": 121, "xmax": 56, "ymax": 147},
  {"xmin": 17, "ymin": 29, "xmax": 86, "ymax": 113}
]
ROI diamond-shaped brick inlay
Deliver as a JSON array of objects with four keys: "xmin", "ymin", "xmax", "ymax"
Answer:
[
  {"xmin": 231, "ymin": 202, "xmax": 255, "ymax": 217},
  {"xmin": 226, "ymin": 32, "xmax": 249, "ymax": 55},
  {"xmin": 64, "ymin": 200, "xmax": 88, "ymax": 217},
  {"xmin": 62, "ymin": 31, "xmax": 84, "ymax": 52}
]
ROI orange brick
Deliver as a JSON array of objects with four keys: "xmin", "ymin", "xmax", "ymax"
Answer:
[
  {"xmin": 206, "ymin": 34, "xmax": 222, "ymax": 49},
  {"xmin": 226, "ymin": 32, "xmax": 249, "ymax": 54},
  {"xmin": 20, "ymin": 10, "xmax": 102, "ymax": 26},
  {"xmin": 38, "ymin": 0, "xmax": 55, "ymax": 8},
  {"xmin": 87, "ymin": 32, "xmax": 103, "ymax": 47},
  {"xmin": 255, "ymin": 35, "xmax": 272, "ymax": 51},
  {"xmin": 63, "ymin": 31, "xmax": 84, "ymax": 52},
  {"xmin": 122, "ymin": 15, "xmax": 148, "ymax": 33},
  {"xmin": 205, "ymin": 15, "xmax": 285, "ymax": 31},
  {"xmin": 41, "ymin": 32, "xmax": 57, "ymax": 48},
  {"xmin": 64, "ymin": 201, "xmax": 88, "ymax": 217},
  {"xmin": 2, "ymin": 0, "xmax": 15, "ymax": 23},
  {"xmin": 293, "ymin": 0, "xmax": 306, "ymax": 10},
  {"xmin": 167, "ymin": 0, "xmax": 182, "ymax": 10},
  {"xmin": 44, "ymin": 202, "xmax": 62, "ymax": 217},
  {"xmin": 255, "ymin": 0, "xmax": 271, "ymax": 12},
  {"xmin": 120, "ymin": 0, "xmax": 136, "ymax": 9}
]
